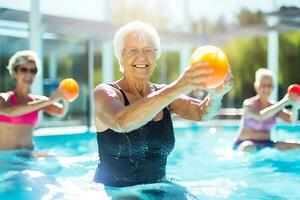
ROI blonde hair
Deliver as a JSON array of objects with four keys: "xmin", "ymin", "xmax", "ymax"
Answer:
[
  {"xmin": 255, "ymin": 68, "xmax": 274, "ymax": 86},
  {"xmin": 6, "ymin": 50, "xmax": 40, "ymax": 76},
  {"xmin": 114, "ymin": 21, "xmax": 161, "ymax": 73}
]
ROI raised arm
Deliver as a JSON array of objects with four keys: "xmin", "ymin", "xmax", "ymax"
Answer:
[
  {"xmin": 94, "ymin": 81, "xmax": 189, "ymax": 133},
  {"xmin": 94, "ymin": 62, "xmax": 213, "ymax": 133},
  {"xmin": 169, "ymin": 68, "xmax": 232, "ymax": 121},
  {"xmin": 0, "ymin": 93, "xmax": 58, "ymax": 117},
  {"xmin": 243, "ymin": 96, "xmax": 291, "ymax": 121},
  {"xmin": 38, "ymin": 88, "xmax": 69, "ymax": 117},
  {"xmin": 277, "ymin": 94, "xmax": 300, "ymax": 123},
  {"xmin": 0, "ymin": 88, "xmax": 68, "ymax": 117}
]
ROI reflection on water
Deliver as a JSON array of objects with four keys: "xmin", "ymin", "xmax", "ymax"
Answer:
[
  {"xmin": 0, "ymin": 126, "xmax": 300, "ymax": 199},
  {"xmin": 0, "ymin": 150, "xmax": 196, "ymax": 200}
]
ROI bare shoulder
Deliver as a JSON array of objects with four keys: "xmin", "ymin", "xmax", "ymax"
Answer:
[
  {"xmin": 93, "ymin": 83, "xmax": 125, "ymax": 120},
  {"xmin": 0, "ymin": 92, "xmax": 11, "ymax": 110},
  {"xmin": 269, "ymin": 99, "xmax": 277, "ymax": 105},
  {"xmin": 243, "ymin": 96, "xmax": 257, "ymax": 106},
  {"xmin": 0, "ymin": 93, "xmax": 9, "ymax": 102},
  {"xmin": 93, "ymin": 83, "xmax": 122, "ymax": 102},
  {"xmin": 0, "ymin": 92, "xmax": 13, "ymax": 104}
]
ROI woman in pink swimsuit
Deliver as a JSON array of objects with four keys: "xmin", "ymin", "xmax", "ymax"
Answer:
[
  {"xmin": 0, "ymin": 50, "xmax": 68, "ymax": 151},
  {"xmin": 234, "ymin": 68, "xmax": 300, "ymax": 152}
]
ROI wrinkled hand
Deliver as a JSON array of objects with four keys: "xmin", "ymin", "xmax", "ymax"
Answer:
[
  {"xmin": 208, "ymin": 67, "xmax": 233, "ymax": 97},
  {"xmin": 178, "ymin": 61, "xmax": 213, "ymax": 92}
]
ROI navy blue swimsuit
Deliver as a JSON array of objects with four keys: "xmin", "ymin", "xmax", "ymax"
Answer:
[{"xmin": 94, "ymin": 84, "xmax": 175, "ymax": 187}]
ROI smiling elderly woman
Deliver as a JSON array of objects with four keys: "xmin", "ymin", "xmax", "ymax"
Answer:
[
  {"xmin": 0, "ymin": 50, "xmax": 68, "ymax": 151},
  {"xmin": 93, "ymin": 21, "xmax": 232, "ymax": 187},
  {"xmin": 233, "ymin": 68, "xmax": 300, "ymax": 152}
]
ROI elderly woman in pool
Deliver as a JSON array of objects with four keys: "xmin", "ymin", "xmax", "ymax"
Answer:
[
  {"xmin": 0, "ymin": 50, "xmax": 68, "ymax": 151},
  {"xmin": 234, "ymin": 68, "xmax": 300, "ymax": 152},
  {"xmin": 93, "ymin": 21, "xmax": 232, "ymax": 187}
]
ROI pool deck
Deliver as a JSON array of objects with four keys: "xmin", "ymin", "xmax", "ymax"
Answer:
[{"xmin": 34, "ymin": 119, "xmax": 300, "ymax": 136}]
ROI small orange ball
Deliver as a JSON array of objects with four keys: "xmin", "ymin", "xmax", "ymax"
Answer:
[
  {"xmin": 190, "ymin": 45, "xmax": 229, "ymax": 88},
  {"xmin": 59, "ymin": 78, "xmax": 80, "ymax": 102}
]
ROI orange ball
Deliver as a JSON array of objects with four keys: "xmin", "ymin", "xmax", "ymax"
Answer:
[
  {"xmin": 190, "ymin": 45, "xmax": 229, "ymax": 88},
  {"xmin": 59, "ymin": 78, "xmax": 80, "ymax": 102}
]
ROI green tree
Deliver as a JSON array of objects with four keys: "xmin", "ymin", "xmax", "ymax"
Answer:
[
  {"xmin": 237, "ymin": 9, "xmax": 265, "ymax": 26},
  {"xmin": 224, "ymin": 36, "xmax": 267, "ymax": 107}
]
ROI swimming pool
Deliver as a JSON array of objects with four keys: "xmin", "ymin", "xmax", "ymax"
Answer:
[{"xmin": 1, "ymin": 124, "xmax": 300, "ymax": 200}]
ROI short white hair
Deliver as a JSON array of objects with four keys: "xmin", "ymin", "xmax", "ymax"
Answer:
[
  {"xmin": 113, "ymin": 21, "xmax": 161, "ymax": 73},
  {"xmin": 255, "ymin": 68, "xmax": 274, "ymax": 85},
  {"xmin": 6, "ymin": 50, "xmax": 40, "ymax": 76}
]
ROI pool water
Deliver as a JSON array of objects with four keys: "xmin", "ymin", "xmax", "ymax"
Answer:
[{"xmin": 1, "ymin": 125, "xmax": 300, "ymax": 200}]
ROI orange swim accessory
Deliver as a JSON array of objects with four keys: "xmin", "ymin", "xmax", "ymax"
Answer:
[
  {"xmin": 59, "ymin": 78, "xmax": 80, "ymax": 102},
  {"xmin": 190, "ymin": 45, "xmax": 229, "ymax": 88}
]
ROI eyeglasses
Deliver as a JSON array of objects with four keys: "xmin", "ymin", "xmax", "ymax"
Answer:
[
  {"xmin": 123, "ymin": 47, "xmax": 157, "ymax": 56},
  {"xmin": 15, "ymin": 67, "xmax": 38, "ymax": 75},
  {"xmin": 261, "ymin": 84, "xmax": 273, "ymax": 88}
]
